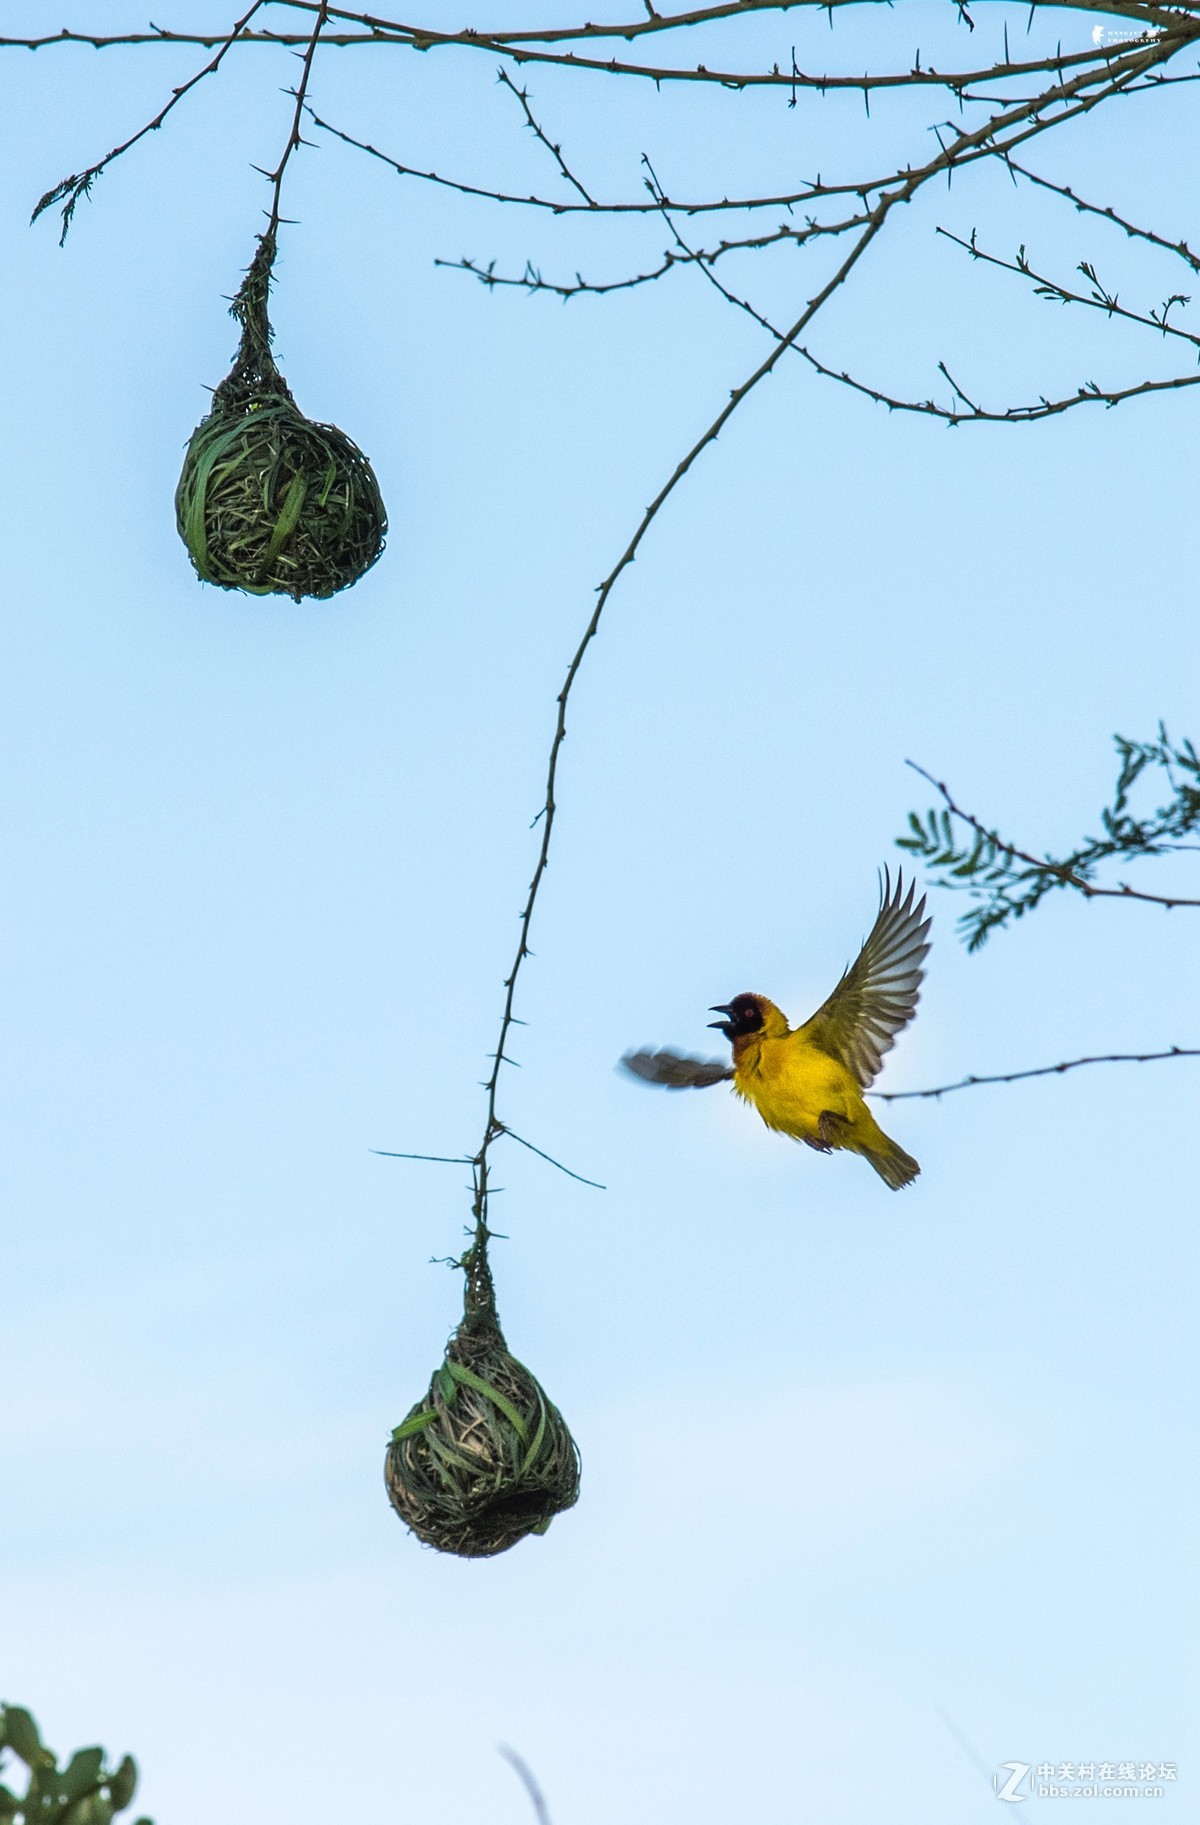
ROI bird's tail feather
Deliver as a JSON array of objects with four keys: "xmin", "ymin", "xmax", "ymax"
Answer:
[{"xmin": 864, "ymin": 1135, "xmax": 920, "ymax": 1191}]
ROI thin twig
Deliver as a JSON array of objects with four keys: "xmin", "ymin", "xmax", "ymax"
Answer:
[
  {"xmin": 1003, "ymin": 155, "xmax": 1200, "ymax": 274},
  {"xmin": 373, "ymin": 1149, "xmax": 474, "ymax": 1164},
  {"xmin": 792, "ymin": 340, "xmax": 1200, "ymax": 425},
  {"xmin": 496, "ymin": 67, "xmax": 596, "ymax": 205},
  {"xmin": 442, "ymin": 206, "xmax": 869, "ymax": 303},
  {"xmin": 498, "ymin": 1125, "xmax": 606, "ymax": 1189},
  {"xmin": 439, "ymin": 249, "xmax": 685, "ymax": 300},
  {"xmin": 871, "ymin": 1046, "xmax": 1200, "ymax": 1100},
  {"xmin": 306, "ymin": 107, "xmax": 905, "ymax": 217},
  {"xmin": 499, "ymin": 1748, "xmax": 553, "ymax": 1825},
  {"xmin": 642, "ymin": 156, "xmax": 788, "ymax": 336}
]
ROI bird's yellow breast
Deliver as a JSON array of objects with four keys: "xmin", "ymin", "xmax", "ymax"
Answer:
[{"xmin": 733, "ymin": 1031, "xmax": 863, "ymax": 1141}]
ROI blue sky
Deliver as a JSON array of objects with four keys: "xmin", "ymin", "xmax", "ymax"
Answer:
[{"xmin": 2, "ymin": 5, "xmax": 1196, "ymax": 1821}]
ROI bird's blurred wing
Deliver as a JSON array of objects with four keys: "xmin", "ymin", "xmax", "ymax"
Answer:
[
  {"xmin": 795, "ymin": 869, "xmax": 931, "ymax": 1088},
  {"xmin": 620, "ymin": 1048, "xmax": 734, "ymax": 1089}
]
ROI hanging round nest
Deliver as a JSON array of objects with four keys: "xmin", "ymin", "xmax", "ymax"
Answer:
[
  {"xmin": 385, "ymin": 1244, "xmax": 580, "ymax": 1558},
  {"xmin": 176, "ymin": 235, "xmax": 386, "ymax": 602}
]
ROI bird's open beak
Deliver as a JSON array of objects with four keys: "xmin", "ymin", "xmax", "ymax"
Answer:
[{"xmin": 708, "ymin": 1004, "xmax": 733, "ymax": 1030}]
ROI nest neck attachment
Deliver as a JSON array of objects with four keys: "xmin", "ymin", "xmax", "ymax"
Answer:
[
  {"xmin": 213, "ymin": 232, "xmax": 294, "ymax": 413},
  {"xmin": 455, "ymin": 1226, "xmax": 496, "ymax": 1328}
]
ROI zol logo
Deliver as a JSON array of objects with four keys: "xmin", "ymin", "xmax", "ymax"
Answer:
[{"xmin": 993, "ymin": 1762, "xmax": 1031, "ymax": 1804}]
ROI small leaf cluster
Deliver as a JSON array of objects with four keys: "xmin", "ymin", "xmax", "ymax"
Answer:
[
  {"xmin": 897, "ymin": 804, "xmax": 1029, "ymax": 949},
  {"xmin": 898, "ymin": 727, "xmax": 1200, "ymax": 950},
  {"xmin": 0, "ymin": 1705, "xmax": 150, "ymax": 1825},
  {"xmin": 30, "ymin": 170, "xmax": 98, "ymax": 245}
]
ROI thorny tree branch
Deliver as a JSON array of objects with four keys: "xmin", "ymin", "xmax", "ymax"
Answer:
[
  {"xmin": 9, "ymin": 4, "xmax": 1197, "ymax": 89},
  {"xmin": 871, "ymin": 1046, "xmax": 1200, "ymax": 1100},
  {"xmin": 274, "ymin": 16, "xmax": 1191, "ymax": 95},
  {"xmin": 441, "ymin": 247, "xmax": 685, "ymax": 300}
]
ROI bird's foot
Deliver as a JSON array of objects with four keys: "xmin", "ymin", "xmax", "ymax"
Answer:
[{"xmin": 817, "ymin": 1110, "xmax": 848, "ymax": 1149}]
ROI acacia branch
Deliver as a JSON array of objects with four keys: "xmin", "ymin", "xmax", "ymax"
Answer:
[
  {"xmin": 5, "ymin": 28, "xmax": 408, "ymax": 50},
  {"xmin": 19, "ymin": 0, "xmax": 1200, "ymax": 1227},
  {"xmin": 5, "ymin": 0, "xmax": 1189, "ymax": 53},
  {"xmin": 283, "ymin": 31, "xmax": 1178, "ymax": 93},
  {"xmin": 872, "ymin": 1046, "xmax": 1200, "ymax": 1100},
  {"xmin": 498, "ymin": 1125, "xmax": 606, "ymax": 1188}
]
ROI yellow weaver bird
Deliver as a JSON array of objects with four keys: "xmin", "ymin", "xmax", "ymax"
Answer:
[{"xmin": 621, "ymin": 870, "xmax": 931, "ymax": 1190}]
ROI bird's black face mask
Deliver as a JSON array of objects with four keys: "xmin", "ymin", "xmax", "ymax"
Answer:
[{"xmin": 709, "ymin": 995, "xmax": 765, "ymax": 1040}]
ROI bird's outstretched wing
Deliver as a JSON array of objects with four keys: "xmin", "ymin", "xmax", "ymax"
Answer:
[
  {"xmin": 795, "ymin": 869, "xmax": 931, "ymax": 1088},
  {"xmin": 620, "ymin": 1048, "xmax": 734, "ymax": 1089}
]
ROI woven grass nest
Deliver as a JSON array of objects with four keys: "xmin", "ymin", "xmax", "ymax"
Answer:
[
  {"xmin": 386, "ymin": 1248, "xmax": 580, "ymax": 1558},
  {"xmin": 176, "ymin": 235, "xmax": 386, "ymax": 602}
]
